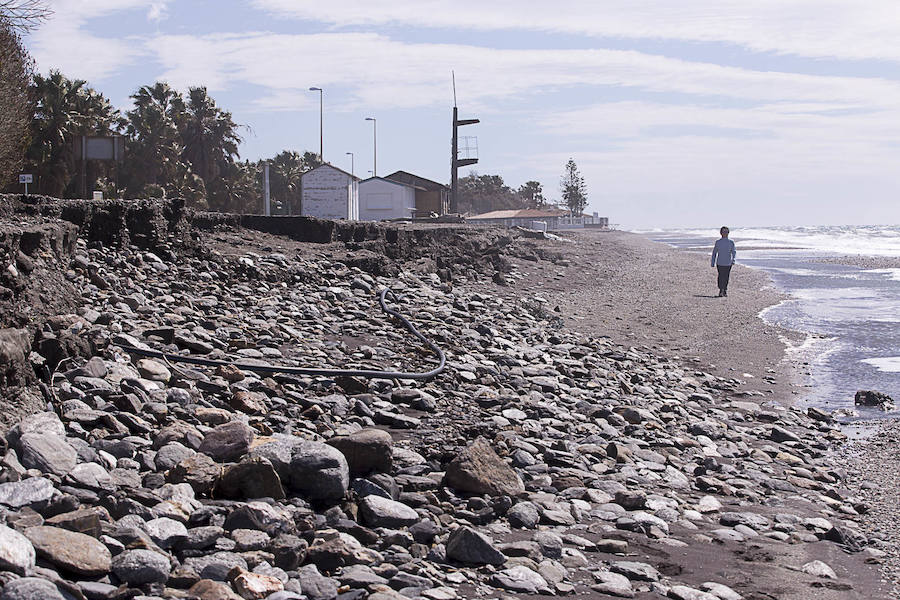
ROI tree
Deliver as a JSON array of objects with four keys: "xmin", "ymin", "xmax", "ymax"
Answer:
[
  {"xmin": 0, "ymin": 0, "xmax": 51, "ymax": 32},
  {"xmin": 560, "ymin": 158, "xmax": 587, "ymax": 216},
  {"xmin": 458, "ymin": 172, "xmax": 524, "ymax": 214},
  {"xmin": 180, "ymin": 86, "xmax": 243, "ymax": 210},
  {"xmin": 0, "ymin": 15, "xmax": 33, "ymax": 190},
  {"xmin": 123, "ymin": 82, "xmax": 186, "ymax": 196},
  {"xmin": 24, "ymin": 71, "xmax": 119, "ymax": 196},
  {"xmin": 517, "ymin": 180, "xmax": 545, "ymax": 208}
]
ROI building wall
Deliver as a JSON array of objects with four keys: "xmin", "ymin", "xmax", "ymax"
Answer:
[
  {"xmin": 414, "ymin": 189, "xmax": 447, "ymax": 217},
  {"xmin": 359, "ymin": 179, "xmax": 415, "ymax": 221},
  {"xmin": 301, "ymin": 166, "xmax": 358, "ymax": 220}
]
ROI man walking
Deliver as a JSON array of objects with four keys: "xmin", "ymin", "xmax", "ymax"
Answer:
[{"xmin": 711, "ymin": 226, "xmax": 736, "ymax": 297}]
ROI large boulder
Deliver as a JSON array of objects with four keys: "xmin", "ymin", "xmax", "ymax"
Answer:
[
  {"xmin": 111, "ymin": 549, "xmax": 170, "ymax": 585},
  {"xmin": 443, "ymin": 438, "xmax": 524, "ymax": 496},
  {"xmin": 358, "ymin": 495, "xmax": 419, "ymax": 529},
  {"xmin": 0, "ymin": 524, "xmax": 35, "ymax": 574},
  {"xmin": 326, "ymin": 429, "xmax": 393, "ymax": 476},
  {"xmin": 24, "ymin": 526, "xmax": 111, "ymax": 576},
  {"xmin": 199, "ymin": 421, "xmax": 255, "ymax": 462},
  {"xmin": 217, "ymin": 456, "xmax": 285, "ymax": 500},
  {"xmin": 446, "ymin": 526, "xmax": 506, "ymax": 565},
  {"xmin": 16, "ymin": 433, "xmax": 77, "ymax": 477},
  {"xmin": 287, "ymin": 441, "xmax": 349, "ymax": 503}
]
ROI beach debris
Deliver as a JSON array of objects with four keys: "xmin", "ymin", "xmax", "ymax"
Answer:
[{"xmin": 854, "ymin": 390, "xmax": 895, "ymax": 411}]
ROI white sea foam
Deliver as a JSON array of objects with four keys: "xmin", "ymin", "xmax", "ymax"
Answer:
[
  {"xmin": 861, "ymin": 357, "xmax": 900, "ymax": 373},
  {"xmin": 647, "ymin": 225, "xmax": 900, "ymax": 257},
  {"xmin": 865, "ymin": 268, "xmax": 900, "ymax": 281}
]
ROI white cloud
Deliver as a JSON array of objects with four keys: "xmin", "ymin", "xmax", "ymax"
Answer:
[
  {"xmin": 144, "ymin": 32, "xmax": 900, "ymax": 112},
  {"xmin": 253, "ymin": 0, "xmax": 900, "ymax": 64},
  {"xmin": 28, "ymin": 0, "xmax": 159, "ymax": 81},
  {"xmin": 147, "ymin": 1, "xmax": 169, "ymax": 23}
]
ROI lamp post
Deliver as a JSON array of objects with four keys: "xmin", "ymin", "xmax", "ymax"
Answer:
[
  {"xmin": 309, "ymin": 87, "xmax": 323, "ymax": 162},
  {"xmin": 345, "ymin": 152, "xmax": 354, "ymax": 177},
  {"xmin": 365, "ymin": 117, "xmax": 376, "ymax": 176}
]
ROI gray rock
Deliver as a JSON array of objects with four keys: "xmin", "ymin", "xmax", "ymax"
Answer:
[
  {"xmin": 7, "ymin": 412, "xmax": 65, "ymax": 447},
  {"xmin": 167, "ymin": 452, "xmax": 220, "ymax": 495},
  {"xmin": 154, "ymin": 442, "xmax": 195, "ymax": 471},
  {"xmin": 669, "ymin": 585, "xmax": 719, "ymax": 600},
  {"xmin": 218, "ymin": 456, "xmax": 285, "ymax": 500},
  {"xmin": 0, "ymin": 523, "xmax": 35, "ymax": 574},
  {"xmin": 111, "ymin": 549, "xmax": 170, "ymax": 585},
  {"xmin": 287, "ymin": 441, "xmax": 349, "ymax": 503},
  {"xmin": 446, "ymin": 526, "xmax": 506, "ymax": 566},
  {"xmin": 183, "ymin": 551, "xmax": 248, "ymax": 581},
  {"xmin": 507, "ymin": 501, "xmax": 540, "ymax": 529},
  {"xmin": 17, "ymin": 433, "xmax": 77, "ymax": 477},
  {"xmin": 0, "ymin": 477, "xmax": 55, "ymax": 508},
  {"xmin": 610, "ymin": 560, "xmax": 661, "ymax": 582},
  {"xmin": 145, "ymin": 517, "xmax": 188, "ymax": 549},
  {"xmin": 491, "ymin": 565, "xmax": 550, "ymax": 594},
  {"xmin": 66, "ymin": 462, "xmax": 114, "ymax": 491},
  {"xmin": 24, "ymin": 526, "xmax": 111, "ymax": 576},
  {"xmin": 0, "ymin": 577, "xmax": 65, "ymax": 600},
  {"xmin": 199, "ymin": 421, "xmax": 255, "ymax": 462},
  {"xmin": 531, "ymin": 531, "xmax": 563, "ymax": 560},
  {"xmin": 443, "ymin": 438, "xmax": 524, "ymax": 497},
  {"xmin": 592, "ymin": 571, "xmax": 634, "ymax": 598},
  {"xmin": 298, "ymin": 564, "xmax": 339, "ymax": 600},
  {"xmin": 801, "ymin": 560, "xmax": 837, "ymax": 579},
  {"xmin": 326, "ymin": 428, "xmax": 393, "ymax": 476},
  {"xmin": 338, "ymin": 564, "xmax": 389, "ymax": 588},
  {"xmin": 359, "ymin": 495, "xmax": 419, "ymax": 528}
]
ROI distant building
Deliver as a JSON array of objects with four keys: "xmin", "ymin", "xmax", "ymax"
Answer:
[
  {"xmin": 468, "ymin": 208, "xmax": 569, "ymax": 230},
  {"xmin": 300, "ymin": 164, "xmax": 359, "ymax": 220},
  {"xmin": 358, "ymin": 177, "xmax": 417, "ymax": 221},
  {"xmin": 385, "ymin": 170, "xmax": 450, "ymax": 217}
]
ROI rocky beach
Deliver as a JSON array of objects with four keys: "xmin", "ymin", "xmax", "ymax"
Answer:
[{"xmin": 0, "ymin": 196, "xmax": 893, "ymax": 600}]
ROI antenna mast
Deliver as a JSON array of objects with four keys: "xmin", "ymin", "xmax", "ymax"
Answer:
[{"xmin": 450, "ymin": 72, "xmax": 478, "ymax": 214}]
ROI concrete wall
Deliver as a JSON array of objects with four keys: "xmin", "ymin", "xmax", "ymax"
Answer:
[
  {"xmin": 301, "ymin": 166, "xmax": 358, "ymax": 220},
  {"xmin": 359, "ymin": 179, "xmax": 416, "ymax": 221}
]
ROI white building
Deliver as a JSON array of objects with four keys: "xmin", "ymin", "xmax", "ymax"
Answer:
[
  {"xmin": 300, "ymin": 164, "xmax": 359, "ymax": 220},
  {"xmin": 358, "ymin": 177, "xmax": 416, "ymax": 221}
]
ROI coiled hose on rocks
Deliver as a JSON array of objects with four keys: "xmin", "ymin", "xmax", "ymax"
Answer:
[{"xmin": 118, "ymin": 288, "xmax": 446, "ymax": 381}]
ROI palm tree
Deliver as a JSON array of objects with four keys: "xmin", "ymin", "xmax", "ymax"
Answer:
[
  {"xmin": 180, "ymin": 86, "xmax": 242, "ymax": 207},
  {"xmin": 267, "ymin": 150, "xmax": 306, "ymax": 214},
  {"xmin": 123, "ymin": 82, "xmax": 186, "ymax": 195},
  {"xmin": 26, "ymin": 70, "xmax": 119, "ymax": 196}
]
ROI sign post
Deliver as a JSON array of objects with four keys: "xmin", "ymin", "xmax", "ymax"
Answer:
[{"xmin": 19, "ymin": 174, "xmax": 32, "ymax": 195}]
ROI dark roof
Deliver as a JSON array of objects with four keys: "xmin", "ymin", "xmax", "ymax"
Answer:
[
  {"xmin": 385, "ymin": 170, "xmax": 448, "ymax": 191},
  {"xmin": 301, "ymin": 163, "xmax": 360, "ymax": 181},
  {"xmin": 359, "ymin": 176, "xmax": 418, "ymax": 189}
]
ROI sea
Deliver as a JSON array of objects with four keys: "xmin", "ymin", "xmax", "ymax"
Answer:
[{"xmin": 643, "ymin": 226, "xmax": 900, "ymax": 423}]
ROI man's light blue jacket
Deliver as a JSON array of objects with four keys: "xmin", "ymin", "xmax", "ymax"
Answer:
[{"xmin": 711, "ymin": 238, "xmax": 736, "ymax": 267}]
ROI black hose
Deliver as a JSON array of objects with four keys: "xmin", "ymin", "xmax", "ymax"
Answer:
[{"xmin": 118, "ymin": 288, "xmax": 446, "ymax": 381}]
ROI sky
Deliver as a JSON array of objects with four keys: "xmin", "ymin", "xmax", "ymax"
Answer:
[{"xmin": 22, "ymin": 0, "xmax": 900, "ymax": 228}]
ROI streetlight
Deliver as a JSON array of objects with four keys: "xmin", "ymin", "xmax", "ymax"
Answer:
[
  {"xmin": 309, "ymin": 87, "xmax": 323, "ymax": 162},
  {"xmin": 365, "ymin": 117, "xmax": 376, "ymax": 176},
  {"xmin": 345, "ymin": 152, "xmax": 354, "ymax": 177}
]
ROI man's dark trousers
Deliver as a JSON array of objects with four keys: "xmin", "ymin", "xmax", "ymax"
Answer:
[{"xmin": 717, "ymin": 265, "xmax": 732, "ymax": 294}]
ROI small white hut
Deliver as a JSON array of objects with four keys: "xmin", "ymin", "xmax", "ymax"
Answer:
[
  {"xmin": 300, "ymin": 164, "xmax": 359, "ymax": 220},
  {"xmin": 358, "ymin": 177, "xmax": 417, "ymax": 221}
]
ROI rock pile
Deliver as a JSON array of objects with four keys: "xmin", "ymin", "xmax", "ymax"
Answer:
[{"xmin": 0, "ymin": 223, "xmax": 878, "ymax": 599}]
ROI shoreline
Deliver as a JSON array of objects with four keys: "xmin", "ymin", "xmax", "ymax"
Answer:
[{"xmin": 0, "ymin": 207, "xmax": 894, "ymax": 600}]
